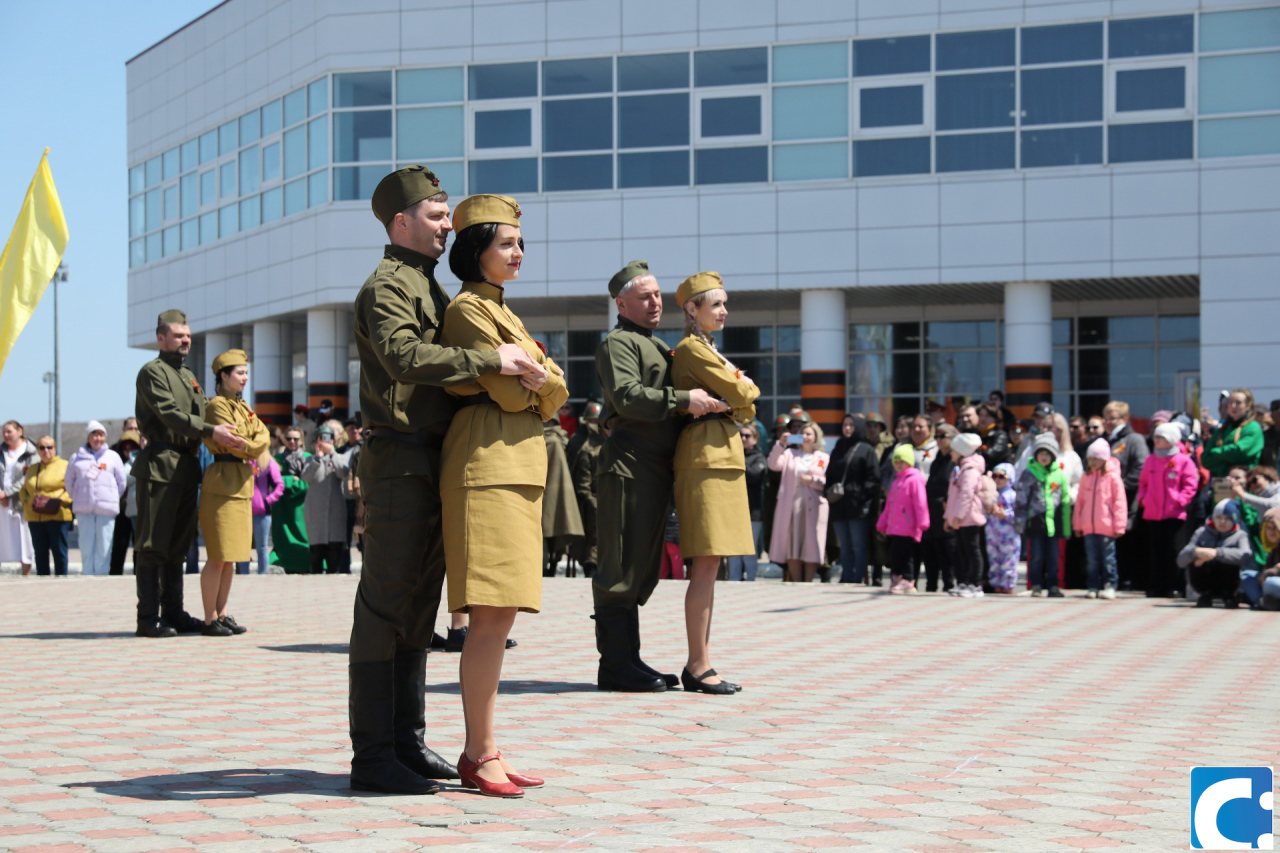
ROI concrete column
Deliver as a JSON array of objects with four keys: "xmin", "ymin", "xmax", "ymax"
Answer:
[
  {"xmin": 204, "ymin": 331, "xmax": 232, "ymax": 396},
  {"xmin": 252, "ymin": 321, "xmax": 292, "ymax": 426},
  {"xmin": 800, "ymin": 289, "xmax": 847, "ymax": 442},
  {"xmin": 306, "ymin": 309, "xmax": 351, "ymax": 421},
  {"xmin": 1003, "ymin": 281, "xmax": 1054, "ymax": 419}
]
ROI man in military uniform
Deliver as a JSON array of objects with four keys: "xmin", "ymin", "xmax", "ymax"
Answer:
[
  {"xmin": 592, "ymin": 261, "xmax": 724, "ymax": 692},
  {"xmin": 349, "ymin": 166, "xmax": 537, "ymax": 795},
  {"xmin": 569, "ymin": 401, "xmax": 604, "ymax": 577},
  {"xmin": 133, "ymin": 310, "xmax": 247, "ymax": 637}
]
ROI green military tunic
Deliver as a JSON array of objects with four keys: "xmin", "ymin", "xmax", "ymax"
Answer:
[
  {"xmin": 271, "ymin": 448, "xmax": 312, "ymax": 573},
  {"xmin": 569, "ymin": 421, "xmax": 603, "ymax": 570}
]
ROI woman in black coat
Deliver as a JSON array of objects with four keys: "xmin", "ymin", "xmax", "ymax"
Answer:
[
  {"xmin": 923, "ymin": 423, "xmax": 959, "ymax": 592},
  {"xmin": 826, "ymin": 415, "xmax": 881, "ymax": 583}
]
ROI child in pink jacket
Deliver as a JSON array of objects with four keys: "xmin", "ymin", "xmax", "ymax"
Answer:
[
  {"xmin": 1073, "ymin": 438, "xmax": 1128, "ymax": 599},
  {"xmin": 876, "ymin": 443, "xmax": 929, "ymax": 593},
  {"xmin": 1136, "ymin": 422, "xmax": 1200, "ymax": 597},
  {"xmin": 945, "ymin": 432, "xmax": 988, "ymax": 599}
]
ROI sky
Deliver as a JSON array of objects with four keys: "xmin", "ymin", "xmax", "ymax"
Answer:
[{"xmin": 0, "ymin": 1, "xmax": 218, "ymax": 427}]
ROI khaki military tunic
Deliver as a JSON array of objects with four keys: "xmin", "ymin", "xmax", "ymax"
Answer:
[
  {"xmin": 439, "ymin": 281, "xmax": 568, "ymax": 613},
  {"xmin": 199, "ymin": 391, "xmax": 271, "ymax": 562},
  {"xmin": 672, "ymin": 334, "xmax": 760, "ymax": 558}
]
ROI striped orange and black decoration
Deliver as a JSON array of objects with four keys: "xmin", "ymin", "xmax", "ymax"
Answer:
[
  {"xmin": 1004, "ymin": 364, "xmax": 1052, "ymax": 419},
  {"xmin": 801, "ymin": 369, "xmax": 846, "ymax": 435},
  {"xmin": 307, "ymin": 383, "xmax": 349, "ymax": 421},
  {"xmin": 254, "ymin": 390, "xmax": 293, "ymax": 426}
]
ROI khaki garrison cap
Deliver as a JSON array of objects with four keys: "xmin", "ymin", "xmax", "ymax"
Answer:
[
  {"xmin": 675, "ymin": 271, "xmax": 724, "ymax": 308},
  {"xmin": 608, "ymin": 259, "xmax": 650, "ymax": 298},
  {"xmin": 452, "ymin": 194, "xmax": 522, "ymax": 233},
  {"xmin": 157, "ymin": 309, "xmax": 187, "ymax": 328},
  {"xmin": 371, "ymin": 165, "xmax": 443, "ymax": 227},
  {"xmin": 210, "ymin": 349, "xmax": 249, "ymax": 374}
]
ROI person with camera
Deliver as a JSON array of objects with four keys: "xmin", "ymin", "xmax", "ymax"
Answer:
[{"xmin": 768, "ymin": 418, "xmax": 830, "ymax": 583}]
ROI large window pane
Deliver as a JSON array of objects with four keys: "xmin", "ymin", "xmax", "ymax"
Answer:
[
  {"xmin": 774, "ymin": 142, "xmax": 847, "ymax": 181},
  {"xmin": 261, "ymin": 99, "xmax": 282, "ymax": 135},
  {"xmin": 200, "ymin": 169, "xmax": 216, "ymax": 206},
  {"xmin": 1079, "ymin": 347, "xmax": 1155, "ymax": 390},
  {"xmin": 722, "ymin": 326, "xmax": 770, "ymax": 352},
  {"xmin": 860, "ymin": 85, "xmax": 924, "ymax": 128},
  {"xmin": 180, "ymin": 173, "xmax": 197, "ymax": 218},
  {"xmin": 1115, "ymin": 67, "xmax": 1185, "ymax": 112},
  {"xmin": 146, "ymin": 232, "xmax": 162, "ymax": 263},
  {"xmin": 163, "ymin": 185, "xmax": 178, "ymax": 221},
  {"xmin": 1200, "ymin": 53, "xmax": 1280, "ymax": 115},
  {"xmin": 936, "ymin": 132, "xmax": 1014, "ymax": 172},
  {"xmin": 1159, "ymin": 315, "xmax": 1199, "ymax": 343},
  {"xmin": 475, "ymin": 109, "xmax": 532, "ymax": 148},
  {"xmin": 1200, "ymin": 115, "xmax": 1280, "ymax": 158},
  {"xmin": 543, "ymin": 57, "xmax": 611, "ymax": 95},
  {"xmin": 398, "ymin": 67, "xmax": 464, "ymax": 104},
  {"xmin": 262, "ymin": 186, "xmax": 283, "ymax": 223},
  {"xmin": 283, "ymin": 178, "xmax": 306, "ymax": 216},
  {"xmin": 773, "ymin": 42, "xmax": 847, "ymax": 82},
  {"xmin": 239, "ymin": 111, "xmax": 259, "ymax": 146},
  {"xmin": 283, "ymin": 126, "xmax": 306, "ymax": 178},
  {"xmin": 852, "ymin": 324, "xmax": 891, "ymax": 351},
  {"xmin": 220, "ymin": 161, "xmax": 236, "ymax": 198},
  {"xmin": 145, "ymin": 156, "xmax": 161, "ymax": 187},
  {"xmin": 469, "ymin": 63, "xmax": 537, "ymax": 99},
  {"xmin": 219, "ymin": 203, "xmax": 238, "ymax": 238},
  {"xmin": 1021, "ymin": 126, "xmax": 1103, "ymax": 168},
  {"xmin": 777, "ymin": 354, "xmax": 801, "ymax": 396},
  {"xmin": 239, "ymin": 147, "xmax": 260, "ymax": 195},
  {"xmin": 619, "ymin": 150, "xmax": 689, "ymax": 188},
  {"xmin": 239, "ymin": 195, "xmax": 260, "ymax": 230},
  {"xmin": 334, "ymin": 71, "xmax": 392, "ymax": 107},
  {"xmin": 777, "ymin": 325, "xmax": 801, "ymax": 352},
  {"xmin": 181, "ymin": 219, "xmax": 198, "ymax": 250},
  {"xmin": 1021, "ymin": 66, "xmax": 1102, "ymax": 125},
  {"xmin": 891, "ymin": 353, "xmax": 921, "ymax": 393},
  {"xmin": 619, "ymin": 93, "xmax": 689, "ymax": 147},
  {"xmin": 694, "ymin": 146, "xmax": 768, "ymax": 184},
  {"xmin": 162, "ymin": 148, "xmax": 179, "ymax": 180},
  {"xmin": 1022, "ymin": 22, "xmax": 1103, "ymax": 64},
  {"xmin": 335, "ymin": 110, "xmax": 391, "ymax": 162},
  {"xmin": 180, "ymin": 140, "xmax": 198, "ymax": 173},
  {"xmin": 925, "ymin": 321, "xmax": 997, "ymax": 348},
  {"xmin": 854, "ymin": 36, "xmax": 930, "ymax": 76},
  {"xmin": 850, "ymin": 353, "xmax": 893, "ymax": 396},
  {"xmin": 429, "ymin": 161, "xmax": 465, "ymax": 195},
  {"xmin": 701, "ymin": 96, "xmax": 761, "ymax": 136},
  {"xmin": 1201, "ymin": 8, "xmax": 1280, "ymax": 52},
  {"xmin": 695, "ymin": 47, "xmax": 767, "ymax": 86},
  {"xmin": 618, "ymin": 52, "xmax": 689, "ymax": 91},
  {"xmin": 544, "ymin": 98, "xmax": 612, "ymax": 151},
  {"xmin": 469, "ymin": 158, "xmax": 538, "ymax": 194},
  {"xmin": 283, "ymin": 88, "xmax": 306, "ymax": 126},
  {"xmin": 128, "ymin": 238, "xmax": 142, "ymax": 268},
  {"xmin": 398, "ymin": 106, "xmax": 463, "ymax": 160},
  {"xmin": 1053, "ymin": 348, "xmax": 1073, "ymax": 392},
  {"xmin": 219, "ymin": 121, "xmax": 238, "ymax": 156},
  {"xmin": 543, "ymin": 154, "xmax": 612, "ymax": 191},
  {"xmin": 936, "ymin": 72, "xmax": 1015, "ymax": 131},
  {"xmin": 199, "ymin": 211, "xmax": 217, "ymax": 244},
  {"xmin": 1109, "ymin": 15, "xmax": 1194, "ymax": 58},
  {"xmin": 308, "ymin": 116, "xmax": 329, "ymax": 169},
  {"xmin": 308, "ymin": 78, "xmax": 328, "ymax": 115},
  {"xmin": 926, "ymin": 351, "xmax": 999, "ymax": 394},
  {"xmin": 936, "ymin": 29, "xmax": 1015, "ymax": 71},
  {"xmin": 129, "ymin": 165, "xmax": 144, "ymax": 194},
  {"xmin": 199, "ymin": 130, "xmax": 217, "ymax": 163},
  {"xmin": 734, "ymin": 356, "xmax": 773, "ymax": 396},
  {"xmin": 1078, "ymin": 316, "xmax": 1154, "ymax": 345},
  {"xmin": 1159, "ymin": 345, "xmax": 1199, "ymax": 390},
  {"xmin": 1054, "ymin": 318, "xmax": 1074, "ymax": 346},
  {"xmin": 335, "ymin": 165, "xmax": 389, "ymax": 201},
  {"xmin": 1108, "ymin": 121, "xmax": 1192, "ymax": 163},
  {"xmin": 773, "ymin": 83, "xmax": 847, "ymax": 140},
  {"xmin": 853, "ymin": 137, "xmax": 930, "ymax": 177},
  {"xmin": 262, "ymin": 142, "xmax": 281, "ymax": 183},
  {"xmin": 308, "ymin": 171, "xmax": 328, "ymax": 207},
  {"xmin": 129, "ymin": 195, "xmax": 145, "ymax": 237}
]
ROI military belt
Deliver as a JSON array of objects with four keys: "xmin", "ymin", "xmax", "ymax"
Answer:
[
  {"xmin": 367, "ymin": 426, "xmax": 434, "ymax": 446},
  {"xmin": 212, "ymin": 454, "xmax": 247, "ymax": 465},
  {"xmin": 149, "ymin": 441, "xmax": 199, "ymax": 456},
  {"xmin": 689, "ymin": 411, "xmax": 731, "ymax": 424},
  {"xmin": 455, "ymin": 391, "xmax": 497, "ymax": 408},
  {"xmin": 609, "ymin": 429, "xmax": 671, "ymax": 458}
]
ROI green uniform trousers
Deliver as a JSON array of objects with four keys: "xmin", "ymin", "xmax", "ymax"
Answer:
[
  {"xmin": 592, "ymin": 465, "xmax": 674, "ymax": 609},
  {"xmin": 348, "ymin": 472, "xmax": 446, "ymax": 663},
  {"xmin": 133, "ymin": 470, "xmax": 200, "ymax": 625}
]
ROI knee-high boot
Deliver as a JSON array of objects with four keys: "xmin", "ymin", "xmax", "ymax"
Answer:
[
  {"xmin": 349, "ymin": 660, "xmax": 440, "ymax": 794},
  {"xmin": 594, "ymin": 605, "xmax": 665, "ymax": 692},
  {"xmin": 391, "ymin": 650, "xmax": 460, "ymax": 780}
]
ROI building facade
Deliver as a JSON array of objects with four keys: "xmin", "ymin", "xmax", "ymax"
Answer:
[{"xmin": 126, "ymin": 0, "xmax": 1280, "ymax": 433}]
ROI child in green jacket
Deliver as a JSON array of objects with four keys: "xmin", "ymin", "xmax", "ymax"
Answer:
[{"xmin": 1015, "ymin": 434, "xmax": 1072, "ymax": 597}]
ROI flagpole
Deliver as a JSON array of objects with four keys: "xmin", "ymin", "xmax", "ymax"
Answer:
[{"xmin": 52, "ymin": 263, "xmax": 67, "ymax": 451}]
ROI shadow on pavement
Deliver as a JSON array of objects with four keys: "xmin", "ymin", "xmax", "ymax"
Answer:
[
  {"xmin": 425, "ymin": 680, "xmax": 596, "ymax": 694},
  {"xmin": 260, "ymin": 642, "xmax": 349, "ymax": 653},
  {"xmin": 65, "ymin": 768, "xmax": 352, "ymax": 800},
  {"xmin": 1, "ymin": 631, "xmax": 139, "ymax": 640}
]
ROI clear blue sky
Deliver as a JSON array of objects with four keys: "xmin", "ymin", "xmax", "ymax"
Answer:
[{"xmin": 0, "ymin": 1, "xmax": 217, "ymax": 426}]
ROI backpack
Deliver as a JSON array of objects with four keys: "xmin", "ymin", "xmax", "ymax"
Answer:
[{"xmin": 978, "ymin": 471, "xmax": 998, "ymax": 513}]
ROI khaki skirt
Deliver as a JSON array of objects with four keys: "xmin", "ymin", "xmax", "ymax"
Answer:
[
  {"xmin": 674, "ymin": 467, "xmax": 755, "ymax": 559},
  {"xmin": 443, "ymin": 483, "xmax": 543, "ymax": 613},
  {"xmin": 199, "ymin": 492, "xmax": 252, "ymax": 562}
]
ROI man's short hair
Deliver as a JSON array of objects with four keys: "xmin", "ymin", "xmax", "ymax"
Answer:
[
  {"xmin": 384, "ymin": 193, "xmax": 449, "ymax": 236},
  {"xmin": 616, "ymin": 273, "xmax": 656, "ymax": 299},
  {"xmin": 1103, "ymin": 400, "xmax": 1130, "ymax": 419}
]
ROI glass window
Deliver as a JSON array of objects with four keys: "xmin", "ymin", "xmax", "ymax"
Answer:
[
  {"xmin": 860, "ymin": 84, "xmax": 924, "ymax": 128},
  {"xmin": 1021, "ymin": 66, "xmax": 1103, "ymax": 125},
  {"xmin": 1108, "ymin": 121, "xmax": 1192, "ymax": 163},
  {"xmin": 1201, "ymin": 8, "xmax": 1280, "ymax": 52},
  {"xmin": 181, "ymin": 219, "xmax": 198, "ymax": 251},
  {"xmin": 701, "ymin": 96, "xmax": 761, "ymax": 137},
  {"xmin": 469, "ymin": 158, "xmax": 538, "ymax": 194},
  {"xmin": 180, "ymin": 139, "xmax": 198, "ymax": 172},
  {"xmin": 261, "ymin": 99, "xmax": 282, "ymax": 135},
  {"xmin": 239, "ymin": 148, "xmax": 260, "ymax": 195},
  {"xmin": 543, "ymin": 57, "xmax": 611, "ymax": 95},
  {"xmin": 1159, "ymin": 315, "xmax": 1198, "ymax": 342},
  {"xmin": 470, "ymin": 62, "xmax": 537, "ymax": 99},
  {"xmin": 544, "ymin": 98, "xmax": 612, "ymax": 151},
  {"xmin": 1079, "ymin": 347, "xmax": 1155, "ymax": 390},
  {"xmin": 335, "ymin": 165, "xmax": 387, "ymax": 201},
  {"xmin": 1200, "ymin": 53, "xmax": 1280, "ymax": 115},
  {"xmin": 239, "ymin": 111, "xmax": 260, "ymax": 146},
  {"xmin": 854, "ymin": 36, "xmax": 930, "ymax": 76},
  {"xmin": 694, "ymin": 47, "xmax": 767, "ymax": 87},
  {"xmin": 778, "ymin": 354, "xmax": 801, "ymax": 394},
  {"xmin": 146, "ymin": 232, "xmax": 162, "ymax": 263},
  {"xmin": 1021, "ymin": 126, "xmax": 1103, "ymax": 168},
  {"xmin": 220, "ymin": 161, "xmax": 236, "ymax": 198},
  {"xmin": 774, "ymin": 142, "xmax": 847, "ymax": 181},
  {"xmin": 163, "ymin": 185, "xmax": 178, "ymax": 221},
  {"xmin": 1159, "ymin": 345, "xmax": 1199, "ymax": 390},
  {"xmin": 853, "ymin": 136, "xmax": 930, "ymax": 177},
  {"xmin": 145, "ymin": 188, "xmax": 161, "ymax": 232},
  {"xmin": 199, "ymin": 130, "xmax": 217, "ymax": 164},
  {"xmin": 283, "ymin": 88, "xmax": 306, "ymax": 127},
  {"xmin": 926, "ymin": 351, "xmax": 999, "ymax": 393},
  {"xmin": 925, "ymin": 321, "xmax": 997, "ymax": 348},
  {"xmin": 334, "ymin": 71, "xmax": 391, "ymax": 107},
  {"xmin": 219, "ymin": 203, "xmax": 238, "ymax": 237},
  {"xmin": 694, "ymin": 146, "xmax": 768, "ymax": 184},
  {"xmin": 129, "ymin": 195, "xmax": 145, "ymax": 238},
  {"xmin": 777, "ymin": 325, "xmax": 801, "ymax": 352},
  {"xmin": 308, "ymin": 116, "xmax": 328, "ymax": 169},
  {"xmin": 566, "ymin": 361, "xmax": 603, "ymax": 400},
  {"xmin": 851, "ymin": 324, "xmax": 891, "ymax": 350},
  {"xmin": 308, "ymin": 171, "xmax": 328, "ymax": 207},
  {"xmin": 1053, "ymin": 347, "xmax": 1073, "ymax": 391},
  {"xmin": 618, "ymin": 53, "xmax": 689, "ymax": 91},
  {"xmin": 129, "ymin": 165, "xmax": 144, "ymax": 194},
  {"xmin": 129, "ymin": 238, "xmax": 145, "ymax": 268},
  {"xmin": 475, "ymin": 109, "xmax": 532, "ymax": 148},
  {"xmin": 162, "ymin": 148, "xmax": 179, "ymax": 180},
  {"xmin": 180, "ymin": 173, "xmax": 198, "ymax": 218},
  {"xmin": 544, "ymin": 154, "xmax": 612, "ymax": 191},
  {"xmin": 430, "ymin": 161, "xmax": 465, "ymax": 195},
  {"xmin": 890, "ymin": 353, "xmax": 920, "ymax": 393},
  {"xmin": 199, "ymin": 210, "xmax": 217, "ymax": 244},
  {"xmin": 334, "ymin": 110, "xmax": 391, "ymax": 162},
  {"xmin": 262, "ymin": 186, "xmax": 283, "ymax": 223},
  {"xmin": 774, "ymin": 83, "xmax": 847, "ymax": 140},
  {"xmin": 568, "ymin": 330, "xmax": 603, "ymax": 357},
  {"xmin": 398, "ymin": 67, "xmax": 464, "ymax": 104},
  {"xmin": 619, "ymin": 94, "xmax": 689, "ymax": 147},
  {"xmin": 1078, "ymin": 316, "xmax": 1154, "ymax": 345},
  {"xmin": 619, "ymin": 150, "xmax": 689, "ymax": 188},
  {"xmin": 283, "ymin": 178, "xmax": 307, "ymax": 216},
  {"xmin": 850, "ymin": 353, "xmax": 893, "ymax": 395},
  {"xmin": 239, "ymin": 195, "xmax": 260, "ymax": 230},
  {"xmin": 145, "ymin": 156, "xmax": 162, "ymax": 187},
  {"xmin": 200, "ymin": 169, "xmax": 216, "ymax": 206},
  {"xmin": 936, "ymin": 29, "xmax": 1015, "ymax": 71},
  {"xmin": 1053, "ymin": 318, "xmax": 1074, "ymax": 346},
  {"xmin": 219, "ymin": 120, "xmax": 238, "ymax": 156},
  {"xmin": 936, "ymin": 132, "xmax": 1015, "ymax": 172},
  {"xmin": 1115, "ymin": 67, "xmax": 1185, "ymax": 112},
  {"xmin": 773, "ymin": 42, "xmax": 847, "ymax": 82},
  {"xmin": 1200, "ymin": 115, "xmax": 1280, "ymax": 158},
  {"xmin": 262, "ymin": 142, "xmax": 281, "ymax": 182},
  {"xmin": 734, "ymin": 356, "xmax": 773, "ymax": 396},
  {"xmin": 722, "ymin": 326, "xmax": 770, "ymax": 352},
  {"xmin": 1021, "ymin": 22, "xmax": 1103, "ymax": 64},
  {"xmin": 283, "ymin": 126, "xmax": 306, "ymax": 178},
  {"xmin": 398, "ymin": 106, "xmax": 463, "ymax": 160},
  {"xmin": 936, "ymin": 72, "xmax": 1015, "ymax": 130},
  {"xmin": 1109, "ymin": 15, "xmax": 1194, "ymax": 58},
  {"xmin": 308, "ymin": 77, "xmax": 328, "ymax": 115}
]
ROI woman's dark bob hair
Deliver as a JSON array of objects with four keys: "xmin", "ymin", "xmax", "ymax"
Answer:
[{"xmin": 449, "ymin": 222, "xmax": 524, "ymax": 283}]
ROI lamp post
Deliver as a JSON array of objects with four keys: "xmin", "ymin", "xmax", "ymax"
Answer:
[
  {"xmin": 51, "ymin": 263, "xmax": 68, "ymax": 452},
  {"xmin": 42, "ymin": 372, "xmax": 54, "ymax": 434}
]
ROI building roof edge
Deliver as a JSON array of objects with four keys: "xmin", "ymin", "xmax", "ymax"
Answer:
[{"xmin": 125, "ymin": 0, "xmax": 231, "ymax": 66}]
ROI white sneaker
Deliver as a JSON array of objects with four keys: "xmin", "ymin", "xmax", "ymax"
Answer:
[
  {"xmin": 1031, "ymin": 586, "xmax": 1045, "ymax": 597},
  {"xmin": 1099, "ymin": 585, "xmax": 1116, "ymax": 600},
  {"xmin": 957, "ymin": 584, "xmax": 975, "ymax": 598},
  {"xmin": 970, "ymin": 586, "xmax": 984, "ymax": 598},
  {"xmin": 1085, "ymin": 590, "xmax": 1098, "ymax": 599}
]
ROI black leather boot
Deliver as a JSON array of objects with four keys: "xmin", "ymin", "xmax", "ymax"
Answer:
[
  {"xmin": 159, "ymin": 561, "xmax": 203, "ymax": 633},
  {"xmin": 349, "ymin": 660, "xmax": 440, "ymax": 794},
  {"xmin": 595, "ymin": 605, "xmax": 665, "ymax": 692},
  {"xmin": 392, "ymin": 650, "xmax": 460, "ymax": 780},
  {"xmin": 134, "ymin": 555, "xmax": 174, "ymax": 637},
  {"xmin": 629, "ymin": 606, "xmax": 678, "ymax": 688}
]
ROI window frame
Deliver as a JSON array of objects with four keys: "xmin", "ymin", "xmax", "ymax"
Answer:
[
  {"xmin": 466, "ymin": 99, "xmax": 540, "ymax": 158},
  {"xmin": 694, "ymin": 86, "xmax": 770, "ymax": 145},
  {"xmin": 1107, "ymin": 57, "xmax": 1195, "ymax": 122},
  {"xmin": 853, "ymin": 75, "xmax": 933, "ymax": 138}
]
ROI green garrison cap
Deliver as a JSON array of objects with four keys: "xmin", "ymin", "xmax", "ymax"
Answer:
[
  {"xmin": 157, "ymin": 309, "xmax": 187, "ymax": 328},
  {"xmin": 371, "ymin": 165, "xmax": 443, "ymax": 227},
  {"xmin": 609, "ymin": 259, "xmax": 650, "ymax": 298}
]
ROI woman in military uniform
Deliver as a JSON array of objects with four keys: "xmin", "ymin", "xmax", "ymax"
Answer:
[
  {"xmin": 440, "ymin": 195, "xmax": 568, "ymax": 797},
  {"xmin": 671, "ymin": 272, "xmax": 760, "ymax": 695},
  {"xmin": 198, "ymin": 350, "xmax": 271, "ymax": 636}
]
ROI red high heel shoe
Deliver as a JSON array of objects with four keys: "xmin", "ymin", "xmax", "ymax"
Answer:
[{"xmin": 457, "ymin": 752, "xmax": 524, "ymax": 798}]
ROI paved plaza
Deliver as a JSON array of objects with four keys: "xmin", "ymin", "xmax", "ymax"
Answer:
[{"xmin": 0, "ymin": 571, "xmax": 1274, "ymax": 852}]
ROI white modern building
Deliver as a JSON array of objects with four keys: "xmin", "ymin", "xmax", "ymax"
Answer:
[{"xmin": 126, "ymin": 0, "xmax": 1280, "ymax": 434}]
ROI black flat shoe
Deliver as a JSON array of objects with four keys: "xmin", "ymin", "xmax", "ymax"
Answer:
[
  {"xmin": 218, "ymin": 615, "xmax": 248, "ymax": 634},
  {"xmin": 1196, "ymin": 595, "xmax": 1214, "ymax": 608},
  {"xmin": 202, "ymin": 620, "xmax": 233, "ymax": 636},
  {"xmin": 135, "ymin": 620, "xmax": 177, "ymax": 638},
  {"xmin": 430, "ymin": 632, "xmax": 448, "ymax": 651},
  {"xmin": 681, "ymin": 667, "xmax": 735, "ymax": 695},
  {"xmin": 445, "ymin": 626, "xmax": 467, "ymax": 653}
]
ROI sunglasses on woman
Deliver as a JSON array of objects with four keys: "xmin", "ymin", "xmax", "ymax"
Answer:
[{"xmin": 37, "ymin": 444, "xmax": 55, "ymax": 451}]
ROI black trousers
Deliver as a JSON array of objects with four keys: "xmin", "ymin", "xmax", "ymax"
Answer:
[
  {"xmin": 922, "ymin": 533, "xmax": 956, "ymax": 591},
  {"xmin": 134, "ymin": 472, "xmax": 200, "ymax": 626},
  {"xmin": 954, "ymin": 526, "xmax": 984, "ymax": 587},
  {"xmin": 592, "ymin": 464, "xmax": 673, "ymax": 609},
  {"xmin": 109, "ymin": 514, "xmax": 134, "ymax": 576},
  {"xmin": 887, "ymin": 535, "xmax": 917, "ymax": 582},
  {"xmin": 1116, "ymin": 509, "xmax": 1144, "ymax": 589},
  {"xmin": 1145, "ymin": 518, "xmax": 1183, "ymax": 596},
  {"xmin": 1190, "ymin": 559, "xmax": 1240, "ymax": 602},
  {"xmin": 310, "ymin": 541, "xmax": 348, "ymax": 574}
]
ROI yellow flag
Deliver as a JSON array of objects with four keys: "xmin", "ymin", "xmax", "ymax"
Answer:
[{"xmin": 0, "ymin": 149, "xmax": 69, "ymax": 379}]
